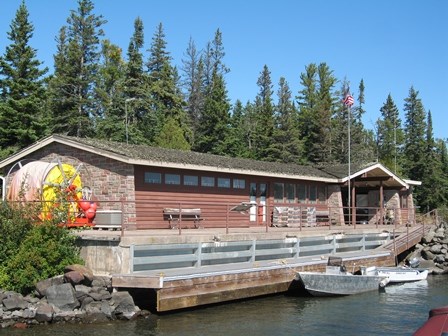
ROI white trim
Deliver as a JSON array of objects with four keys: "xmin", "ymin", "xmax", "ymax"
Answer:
[
  {"xmin": 403, "ymin": 179, "xmax": 422, "ymax": 186},
  {"xmin": 340, "ymin": 162, "xmax": 409, "ymax": 188}
]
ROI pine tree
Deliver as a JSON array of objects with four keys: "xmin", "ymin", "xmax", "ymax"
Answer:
[
  {"xmin": 181, "ymin": 37, "xmax": 204, "ymax": 142},
  {"xmin": 253, "ymin": 65, "xmax": 275, "ymax": 161},
  {"xmin": 226, "ymin": 99, "xmax": 251, "ymax": 158},
  {"xmin": 145, "ymin": 23, "xmax": 190, "ymax": 146},
  {"xmin": 121, "ymin": 17, "xmax": 149, "ymax": 144},
  {"xmin": 403, "ymin": 86, "xmax": 427, "ymax": 207},
  {"xmin": 377, "ymin": 94, "xmax": 404, "ymax": 173},
  {"xmin": 94, "ymin": 39, "xmax": 126, "ymax": 141},
  {"xmin": 0, "ymin": 1, "xmax": 48, "ymax": 155},
  {"xmin": 297, "ymin": 63, "xmax": 318, "ymax": 163},
  {"xmin": 47, "ymin": 0, "xmax": 106, "ymax": 137},
  {"xmin": 269, "ymin": 77, "xmax": 304, "ymax": 163},
  {"xmin": 194, "ymin": 70, "xmax": 230, "ymax": 154}
]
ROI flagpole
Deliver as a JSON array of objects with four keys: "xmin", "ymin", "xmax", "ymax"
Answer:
[{"xmin": 348, "ymin": 103, "xmax": 351, "ymax": 226}]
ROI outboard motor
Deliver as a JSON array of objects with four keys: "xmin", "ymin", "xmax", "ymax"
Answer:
[{"xmin": 408, "ymin": 257, "xmax": 420, "ymax": 268}]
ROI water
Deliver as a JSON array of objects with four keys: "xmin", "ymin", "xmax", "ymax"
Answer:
[{"xmin": 3, "ymin": 276, "xmax": 448, "ymax": 336}]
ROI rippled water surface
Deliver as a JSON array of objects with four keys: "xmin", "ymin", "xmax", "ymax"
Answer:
[{"xmin": 3, "ymin": 275, "xmax": 448, "ymax": 336}]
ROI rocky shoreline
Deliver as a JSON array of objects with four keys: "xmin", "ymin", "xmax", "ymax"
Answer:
[
  {"xmin": 406, "ymin": 222, "xmax": 448, "ymax": 274},
  {"xmin": 1, "ymin": 223, "xmax": 447, "ymax": 329},
  {"xmin": 0, "ymin": 264, "xmax": 144, "ymax": 329}
]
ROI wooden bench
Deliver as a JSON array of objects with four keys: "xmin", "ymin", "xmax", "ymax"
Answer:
[
  {"xmin": 315, "ymin": 210, "xmax": 330, "ymax": 226},
  {"xmin": 163, "ymin": 208, "xmax": 203, "ymax": 229}
]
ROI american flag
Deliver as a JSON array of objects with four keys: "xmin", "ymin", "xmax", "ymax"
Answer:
[{"xmin": 343, "ymin": 92, "xmax": 354, "ymax": 107}]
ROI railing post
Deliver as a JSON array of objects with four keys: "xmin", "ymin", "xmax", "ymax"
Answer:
[
  {"xmin": 178, "ymin": 202, "xmax": 182, "ymax": 235},
  {"xmin": 130, "ymin": 244, "xmax": 134, "ymax": 273},
  {"xmin": 197, "ymin": 242, "xmax": 202, "ymax": 268},
  {"xmin": 226, "ymin": 204, "xmax": 229, "ymax": 234},
  {"xmin": 251, "ymin": 240, "xmax": 256, "ymax": 263},
  {"xmin": 265, "ymin": 204, "xmax": 269, "ymax": 233}
]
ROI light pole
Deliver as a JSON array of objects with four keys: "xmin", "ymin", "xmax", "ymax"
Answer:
[{"xmin": 125, "ymin": 98, "xmax": 137, "ymax": 144}]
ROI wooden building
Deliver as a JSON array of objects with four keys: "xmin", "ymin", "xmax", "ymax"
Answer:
[{"xmin": 0, "ymin": 135, "xmax": 420, "ymax": 229}]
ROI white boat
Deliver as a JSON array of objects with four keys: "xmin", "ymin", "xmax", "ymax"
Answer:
[
  {"xmin": 363, "ymin": 266, "xmax": 428, "ymax": 283},
  {"xmin": 297, "ymin": 257, "xmax": 389, "ymax": 296}
]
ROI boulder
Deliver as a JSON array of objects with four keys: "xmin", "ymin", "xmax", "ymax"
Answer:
[
  {"xmin": 422, "ymin": 231, "xmax": 435, "ymax": 244},
  {"xmin": 65, "ymin": 264, "xmax": 94, "ymax": 285},
  {"xmin": 422, "ymin": 249, "xmax": 435, "ymax": 260},
  {"xmin": 110, "ymin": 291, "xmax": 140, "ymax": 320},
  {"xmin": 35, "ymin": 275, "xmax": 64, "ymax": 297},
  {"xmin": 45, "ymin": 283, "xmax": 80, "ymax": 311},
  {"xmin": 91, "ymin": 276, "xmax": 112, "ymax": 289},
  {"xmin": 64, "ymin": 270, "xmax": 85, "ymax": 286},
  {"xmin": 2, "ymin": 294, "xmax": 28, "ymax": 311},
  {"xmin": 430, "ymin": 244, "xmax": 443, "ymax": 254},
  {"xmin": 35, "ymin": 303, "xmax": 53, "ymax": 322}
]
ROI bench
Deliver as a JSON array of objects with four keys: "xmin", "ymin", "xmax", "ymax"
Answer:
[
  {"xmin": 163, "ymin": 208, "xmax": 203, "ymax": 229},
  {"xmin": 315, "ymin": 210, "xmax": 330, "ymax": 226}
]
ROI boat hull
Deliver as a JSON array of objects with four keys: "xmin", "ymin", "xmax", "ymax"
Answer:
[
  {"xmin": 297, "ymin": 272, "xmax": 387, "ymax": 296},
  {"xmin": 365, "ymin": 267, "xmax": 428, "ymax": 283}
]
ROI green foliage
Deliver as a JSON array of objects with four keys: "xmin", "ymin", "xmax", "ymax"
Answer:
[{"xmin": 0, "ymin": 202, "xmax": 83, "ymax": 295}]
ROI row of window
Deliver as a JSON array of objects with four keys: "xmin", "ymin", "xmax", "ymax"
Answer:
[
  {"xmin": 273, "ymin": 183, "xmax": 327, "ymax": 204},
  {"xmin": 145, "ymin": 172, "xmax": 246, "ymax": 189}
]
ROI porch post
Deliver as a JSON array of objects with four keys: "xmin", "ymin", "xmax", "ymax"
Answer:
[
  {"xmin": 351, "ymin": 183, "xmax": 356, "ymax": 226},
  {"xmin": 379, "ymin": 181, "xmax": 384, "ymax": 225}
]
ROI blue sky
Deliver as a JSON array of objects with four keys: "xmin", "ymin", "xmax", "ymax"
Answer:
[{"xmin": 1, "ymin": 0, "xmax": 447, "ymax": 139}]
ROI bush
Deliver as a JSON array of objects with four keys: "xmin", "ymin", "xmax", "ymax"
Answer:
[{"xmin": 0, "ymin": 202, "xmax": 83, "ymax": 294}]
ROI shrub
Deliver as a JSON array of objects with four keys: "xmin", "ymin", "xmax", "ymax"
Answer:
[{"xmin": 0, "ymin": 222, "xmax": 83, "ymax": 294}]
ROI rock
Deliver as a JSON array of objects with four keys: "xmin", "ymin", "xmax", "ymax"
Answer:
[
  {"xmin": 110, "ymin": 291, "xmax": 139, "ymax": 319},
  {"xmin": 91, "ymin": 276, "xmax": 112, "ymax": 289},
  {"xmin": 35, "ymin": 275, "xmax": 64, "ymax": 297},
  {"xmin": 81, "ymin": 301, "xmax": 109, "ymax": 323},
  {"xmin": 46, "ymin": 283, "xmax": 80, "ymax": 311},
  {"xmin": 64, "ymin": 270, "xmax": 85, "ymax": 286},
  {"xmin": 80, "ymin": 296, "xmax": 94, "ymax": 311},
  {"xmin": 35, "ymin": 303, "xmax": 53, "ymax": 322},
  {"xmin": 2, "ymin": 294, "xmax": 28, "ymax": 311},
  {"xmin": 435, "ymin": 254, "xmax": 445, "ymax": 264},
  {"xmin": 65, "ymin": 264, "xmax": 94, "ymax": 285},
  {"xmin": 430, "ymin": 244, "xmax": 443, "ymax": 254},
  {"xmin": 88, "ymin": 289, "xmax": 111, "ymax": 301},
  {"xmin": 13, "ymin": 322, "xmax": 28, "ymax": 329},
  {"xmin": 22, "ymin": 307, "xmax": 36, "ymax": 319},
  {"xmin": 422, "ymin": 231, "xmax": 435, "ymax": 244},
  {"xmin": 422, "ymin": 249, "xmax": 435, "ymax": 260}
]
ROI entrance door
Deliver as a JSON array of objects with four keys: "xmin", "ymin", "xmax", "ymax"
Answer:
[{"xmin": 249, "ymin": 182, "xmax": 267, "ymax": 224}]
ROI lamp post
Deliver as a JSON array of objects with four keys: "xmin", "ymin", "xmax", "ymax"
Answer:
[{"xmin": 125, "ymin": 98, "xmax": 137, "ymax": 144}]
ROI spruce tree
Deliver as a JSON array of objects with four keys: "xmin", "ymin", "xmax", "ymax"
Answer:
[
  {"xmin": 47, "ymin": 0, "xmax": 106, "ymax": 137},
  {"xmin": 145, "ymin": 23, "xmax": 190, "ymax": 146},
  {"xmin": 403, "ymin": 86, "xmax": 427, "ymax": 206},
  {"xmin": 194, "ymin": 70, "xmax": 230, "ymax": 154},
  {"xmin": 270, "ymin": 77, "xmax": 304, "ymax": 163},
  {"xmin": 0, "ymin": 1, "xmax": 48, "ymax": 155},
  {"xmin": 181, "ymin": 37, "xmax": 204, "ymax": 143},
  {"xmin": 297, "ymin": 63, "xmax": 318, "ymax": 163},
  {"xmin": 253, "ymin": 65, "xmax": 275, "ymax": 161},
  {"xmin": 94, "ymin": 39, "xmax": 126, "ymax": 141},
  {"xmin": 377, "ymin": 94, "xmax": 404, "ymax": 173}
]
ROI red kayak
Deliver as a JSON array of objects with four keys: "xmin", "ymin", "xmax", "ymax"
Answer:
[{"xmin": 413, "ymin": 306, "xmax": 448, "ymax": 335}]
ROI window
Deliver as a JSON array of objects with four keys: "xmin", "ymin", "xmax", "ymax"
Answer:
[
  {"xmin": 274, "ymin": 183, "xmax": 284, "ymax": 202},
  {"xmin": 285, "ymin": 183, "xmax": 295, "ymax": 203},
  {"xmin": 144, "ymin": 172, "xmax": 161, "ymax": 184},
  {"xmin": 309, "ymin": 185, "xmax": 317, "ymax": 204},
  {"xmin": 233, "ymin": 179, "xmax": 246, "ymax": 189},
  {"xmin": 165, "ymin": 174, "xmax": 180, "ymax": 185},
  {"xmin": 184, "ymin": 175, "xmax": 198, "ymax": 186},
  {"xmin": 297, "ymin": 184, "xmax": 307, "ymax": 203},
  {"xmin": 201, "ymin": 176, "xmax": 215, "ymax": 187},
  {"xmin": 218, "ymin": 178, "xmax": 231, "ymax": 188},
  {"xmin": 318, "ymin": 186, "xmax": 326, "ymax": 204}
]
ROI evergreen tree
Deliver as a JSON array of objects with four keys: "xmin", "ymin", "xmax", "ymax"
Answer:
[
  {"xmin": 47, "ymin": 0, "xmax": 106, "ymax": 137},
  {"xmin": 154, "ymin": 116, "xmax": 190, "ymax": 150},
  {"xmin": 270, "ymin": 77, "xmax": 304, "ymax": 163},
  {"xmin": 419, "ymin": 111, "xmax": 447, "ymax": 210},
  {"xmin": 403, "ymin": 86, "xmax": 427, "ymax": 207},
  {"xmin": 377, "ymin": 94, "xmax": 404, "ymax": 173},
  {"xmin": 181, "ymin": 37, "xmax": 204, "ymax": 142},
  {"xmin": 145, "ymin": 23, "xmax": 190, "ymax": 146},
  {"xmin": 253, "ymin": 65, "xmax": 275, "ymax": 161},
  {"xmin": 0, "ymin": 1, "xmax": 48, "ymax": 156},
  {"xmin": 194, "ymin": 70, "xmax": 230, "ymax": 154},
  {"xmin": 226, "ymin": 99, "xmax": 251, "ymax": 158},
  {"xmin": 94, "ymin": 40, "xmax": 126, "ymax": 141},
  {"xmin": 122, "ymin": 17, "xmax": 149, "ymax": 144},
  {"xmin": 297, "ymin": 63, "xmax": 318, "ymax": 163}
]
